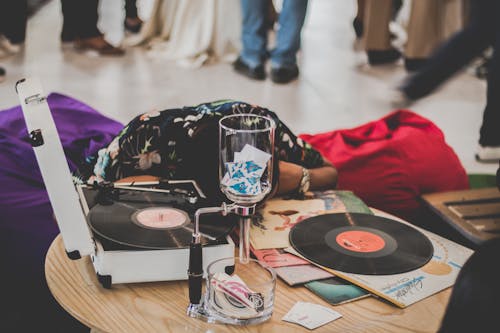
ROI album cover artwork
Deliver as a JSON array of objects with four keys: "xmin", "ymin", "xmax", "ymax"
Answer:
[
  {"xmin": 250, "ymin": 191, "xmax": 370, "ymax": 250},
  {"xmin": 305, "ymin": 277, "xmax": 370, "ymax": 305},
  {"xmin": 250, "ymin": 243, "xmax": 334, "ymax": 286},
  {"xmin": 250, "ymin": 246, "xmax": 309, "ymax": 268}
]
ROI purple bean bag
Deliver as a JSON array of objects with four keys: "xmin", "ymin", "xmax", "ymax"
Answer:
[{"xmin": 0, "ymin": 92, "xmax": 122, "ymax": 330}]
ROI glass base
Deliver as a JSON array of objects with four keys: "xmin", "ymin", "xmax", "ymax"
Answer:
[{"xmin": 187, "ymin": 301, "xmax": 272, "ymax": 326}]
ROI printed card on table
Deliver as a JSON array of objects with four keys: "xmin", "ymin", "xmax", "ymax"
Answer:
[{"xmin": 282, "ymin": 301, "xmax": 342, "ymax": 330}]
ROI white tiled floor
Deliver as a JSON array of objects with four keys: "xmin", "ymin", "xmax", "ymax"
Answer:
[{"xmin": 1, "ymin": 0, "xmax": 497, "ymax": 175}]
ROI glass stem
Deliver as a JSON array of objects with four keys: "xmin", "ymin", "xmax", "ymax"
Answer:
[{"xmin": 239, "ymin": 217, "xmax": 251, "ymax": 264}]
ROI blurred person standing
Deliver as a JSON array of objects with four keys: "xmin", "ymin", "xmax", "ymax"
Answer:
[
  {"xmin": 0, "ymin": 0, "xmax": 27, "ymax": 52},
  {"xmin": 395, "ymin": 0, "xmax": 500, "ymax": 162},
  {"xmin": 0, "ymin": 0, "xmax": 28, "ymax": 82},
  {"xmin": 361, "ymin": 0, "xmax": 401, "ymax": 65},
  {"xmin": 125, "ymin": 0, "xmax": 241, "ymax": 68},
  {"xmin": 60, "ymin": 0, "xmax": 124, "ymax": 56},
  {"xmin": 233, "ymin": 0, "xmax": 309, "ymax": 84},
  {"xmin": 404, "ymin": 0, "xmax": 463, "ymax": 71},
  {"xmin": 361, "ymin": 0, "xmax": 462, "ymax": 69}
]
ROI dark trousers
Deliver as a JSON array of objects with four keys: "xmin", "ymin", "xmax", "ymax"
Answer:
[
  {"xmin": 60, "ymin": 0, "xmax": 101, "ymax": 41},
  {"xmin": 125, "ymin": 0, "xmax": 138, "ymax": 19},
  {"xmin": 481, "ymin": 5, "xmax": 500, "ymax": 146},
  {"xmin": 0, "ymin": 0, "xmax": 28, "ymax": 44},
  {"xmin": 402, "ymin": 0, "xmax": 500, "ymax": 146}
]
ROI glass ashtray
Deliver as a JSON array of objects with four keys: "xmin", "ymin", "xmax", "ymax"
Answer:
[{"xmin": 188, "ymin": 256, "xmax": 276, "ymax": 326}]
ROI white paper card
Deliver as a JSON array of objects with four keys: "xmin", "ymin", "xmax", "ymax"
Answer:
[
  {"xmin": 234, "ymin": 151, "xmax": 242, "ymax": 162},
  {"xmin": 240, "ymin": 144, "xmax": 271, "ymax": 165},
  {"xmin": 282, "ymin": 301, "xmax": 342, "ymax": 330}
]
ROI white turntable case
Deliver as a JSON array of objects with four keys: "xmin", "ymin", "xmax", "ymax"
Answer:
[{"xmin": 16, "ymin": 77, "xmax": 234, "ymax": 288}]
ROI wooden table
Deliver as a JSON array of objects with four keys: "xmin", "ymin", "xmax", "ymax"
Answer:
[{"xmin": 45, "ymin": 235, "xmax": 451, "ymax": 333}]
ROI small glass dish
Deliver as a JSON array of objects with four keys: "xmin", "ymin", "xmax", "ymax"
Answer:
[{"xmin": 203, "ymin": 257, "xmax": 276, "ymax": 325}]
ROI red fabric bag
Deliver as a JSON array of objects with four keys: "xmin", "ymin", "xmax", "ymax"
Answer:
[{"xmin": 299, "ymin": 110, "xmax": 469, "ymax": 221}]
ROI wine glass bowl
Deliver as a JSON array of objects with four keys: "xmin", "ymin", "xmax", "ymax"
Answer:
[{"xmin": 219, "ymin": 114, "xmax": 276, "ymax": 206}]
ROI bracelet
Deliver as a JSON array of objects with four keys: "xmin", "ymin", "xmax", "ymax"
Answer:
[{"xmin": 298, "ymin": 167, "xmax": 310, "ymax": 195}]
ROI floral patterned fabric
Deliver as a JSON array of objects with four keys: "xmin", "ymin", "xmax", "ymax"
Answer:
[{"xmin": 75, "ymin": 100, "xmax": 324, "ymax": 203}]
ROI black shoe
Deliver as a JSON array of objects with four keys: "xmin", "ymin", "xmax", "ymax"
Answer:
[
  {"xmin": 0, "ymin": 66, "xmax": 5, "ymax": 82},
  {"xmin": 124, "ymin": 17, "xmax": 143, "ymax": 34},
  {"xmin": 233, "ymin": 57, "xmax": 265, "ymax": 80},
  {"xmin": 270, "ymin": 65, "xmax": 299, "ymax": 84},
  {"xmin": 367, "ymin": 49, "xmax": 401, "ymax": 65},
  {"xmin": 404, "ymin": 57, "xmax": 427, "ymax": 72},
  {"xmin": 353, "ymin": 17, "xmax": 363, "ymax": 38},
  {"xmin": 60, "ymin": 29, "xmax": 75, "ymax": 43}
]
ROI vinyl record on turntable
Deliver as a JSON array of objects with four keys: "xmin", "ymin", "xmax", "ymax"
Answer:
[
  {"xmin": 88, "ymin": 190, "xmax": 235, "ymax": 250},
  {"xmin": 289, "ymin": 213, "xmax": 434, "ymax": 275}
]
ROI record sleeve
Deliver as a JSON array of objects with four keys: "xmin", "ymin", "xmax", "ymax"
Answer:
[{"xmin": 284, "ymin": 209, "xmax": 474, "ymax": 308}]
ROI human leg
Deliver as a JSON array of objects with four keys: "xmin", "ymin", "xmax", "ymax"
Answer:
[
  {"xmin": 61, "ymin": 0, "xmax": 124, "ymax": 55},
  {"xmin": 404, "ymin": 0, "xmax": 463, "ymax": 72},
  {"xmin": 400, "ymin": 0, "xmax": 494, "ymax": 100},
  {"xmin": 234, "ymin": 0, "xmax": 267, "ymax": 79},
  {"xmin": 477, "ymin": 2, "xmax": 500, "ymax": 161},
  {"xmin": 76, "ymin": 0, "xmax": 102, "ymax": 40},
  {"xmin": 363, "ymin": 0, "xmax": 400, "ymax": 65},
  {"xmin": 124, "ymin": 0, "xmax": 143, "ymax": 33},
  {"xmin": 125, "ymin": 0, "xmax": 138, "ymax": 19},
  {"xmin": 1, "ymin": 0, "xmax": 27, "ymax": 45},
  {"xmin": 60, "ymin": 0, "xmax": 78, "ymax": 42},
  {"xmin": 60, "ymin": 0, "xmax": 101, "ymax": 41},
  {"xmin": 353, "ymin": 0, "xmax": 365, "ymax": 38},
  {"xmin": 270, "ymin": 0, "xmax": 308, "ymax": 83},
  {"xmin": 239, "ymin": 0, "xmax": 267, "ymax": 67},
  {"xmin": 271, "ymin": 0, "xmax": 308, "ymax": 67}
]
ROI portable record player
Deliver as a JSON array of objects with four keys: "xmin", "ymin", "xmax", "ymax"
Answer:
[{"xmin": 16, "ymin": 77, "xmax": 235, "ymax": 288}]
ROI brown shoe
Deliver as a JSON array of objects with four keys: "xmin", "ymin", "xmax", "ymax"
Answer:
[{"xmin": 74, "ymin": 35, "xmax": 125, "ymax": 56}]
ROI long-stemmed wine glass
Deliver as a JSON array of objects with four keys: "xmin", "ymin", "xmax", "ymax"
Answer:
[{"xmin": 219, "ymin": 114, "xmax": 275, "ymax": 263}]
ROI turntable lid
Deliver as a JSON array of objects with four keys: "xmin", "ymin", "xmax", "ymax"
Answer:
[{"xmin": 17, "ymin": 78, "xmax": 94, "ymax": 258}]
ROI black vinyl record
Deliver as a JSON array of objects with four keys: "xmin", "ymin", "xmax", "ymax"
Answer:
[
  {"xmin": 88, "ymin": 190, "xmax": 236, "ymax": 250},
  {"xmin": 289, "ymin": 213, "xmax": 433, "ymax": 275}
]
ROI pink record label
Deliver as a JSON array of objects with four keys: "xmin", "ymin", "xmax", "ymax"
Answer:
[
  {"xmin": 134, "ymin": 207, "xmax": 187, "ymax": 229},
  {"xmin": 336, "ymin": 230, "xmax": 386, "ymax": 253}
]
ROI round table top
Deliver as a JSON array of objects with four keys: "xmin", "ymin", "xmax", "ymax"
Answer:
[{"xmin": 45, "ymin": 235, "xmax": 450, "ymax": 333}]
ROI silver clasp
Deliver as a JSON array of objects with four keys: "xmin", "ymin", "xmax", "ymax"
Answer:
[{"xmin": 24, "ymin": 93, "xmax": 46, "ymax": 105}]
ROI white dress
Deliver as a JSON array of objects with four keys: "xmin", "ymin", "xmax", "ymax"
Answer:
[{"xmin": 126, "ymin": 0, "xmax": 241, "ymax": 68}]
